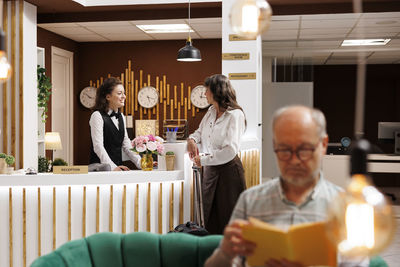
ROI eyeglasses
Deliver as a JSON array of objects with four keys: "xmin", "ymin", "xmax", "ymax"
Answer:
[{"xmin": 274, "ymin": 144, "xmax": 319, "ymax": 162}]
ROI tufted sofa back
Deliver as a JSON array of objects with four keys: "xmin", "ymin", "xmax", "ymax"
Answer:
[{"xmin": 31, "ymin": 232, "xmax": 222, "ymax": 267}]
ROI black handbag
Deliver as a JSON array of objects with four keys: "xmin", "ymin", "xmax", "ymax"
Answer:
[{"xmin": 169, "ymin": 221, "xmax": 209, "ymax": 236}]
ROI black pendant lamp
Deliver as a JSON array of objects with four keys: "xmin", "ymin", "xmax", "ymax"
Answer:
[{"xmin": 177, "ymin": 0, "xmax": 201, "ymax": 62}]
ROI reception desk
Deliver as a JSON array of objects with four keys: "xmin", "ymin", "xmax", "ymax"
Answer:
[{"xmin": 0, "ymin": 142, "xmax": 193, "ymax": 267}]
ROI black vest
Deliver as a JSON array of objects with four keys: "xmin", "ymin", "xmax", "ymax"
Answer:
[{"xmin": 90, "ymin": 111, "xmax": 125, "ymax": 166}]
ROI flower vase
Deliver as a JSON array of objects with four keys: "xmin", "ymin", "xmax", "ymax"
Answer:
[{"xmin": 141, "ymin": 153, "xmax": 153, "ymax": 171}]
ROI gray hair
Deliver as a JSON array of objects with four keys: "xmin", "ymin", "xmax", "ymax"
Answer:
[{"xmin": 272, "ymin": 105, "xmax": 327, "ymax": 138}]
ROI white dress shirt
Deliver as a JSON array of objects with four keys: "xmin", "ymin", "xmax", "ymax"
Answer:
[
  {"xmin": 89, "ymin": 110, "xmax": 141, "ymax": 170},
  {"xmin": 189, "ymin": 105, "xmax": 245, "ymax": 166}
]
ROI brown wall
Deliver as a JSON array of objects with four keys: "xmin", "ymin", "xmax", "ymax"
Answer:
[
  {"xmin": 75, "ymin": 39, "xmax": 221, "ymax": 165},
  {"xmin": 37, "ymin": 27, "xmax": 79, "ymax": 160},
  {"xmin": 313, "ymin": 64, "xmax": 400, "ymax": 153}
]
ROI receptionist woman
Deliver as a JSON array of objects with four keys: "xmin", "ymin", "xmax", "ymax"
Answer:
[{"xmin": 89, "ymin": 77, "xmax": 141, "ymax": 171}]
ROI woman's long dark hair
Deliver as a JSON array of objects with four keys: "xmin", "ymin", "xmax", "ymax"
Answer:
[
  {"xmin": 93, "ymin": 77, "xmax": 122, "ymax": 113},
  {"xmin": 204, "ymin": 74, "xmax": 246, "ymax": 126}
]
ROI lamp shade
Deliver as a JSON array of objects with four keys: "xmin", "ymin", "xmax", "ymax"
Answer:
[
  {"xmin": 45, "ymin": 132, "xmax": 62, "ymax": 150},
  {"xmin": 177, "ymin": 39, "xmax": 201, "ymax": 62}
]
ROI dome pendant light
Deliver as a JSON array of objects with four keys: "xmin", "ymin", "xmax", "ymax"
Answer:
[{"xmin": 177, "ymin": 0, "xmax": 201, "ymax": 62}]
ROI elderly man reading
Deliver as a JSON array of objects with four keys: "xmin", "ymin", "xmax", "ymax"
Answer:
[{"xmin": 205, "ymin": 105, "xmax": 369, "ymax": 267}]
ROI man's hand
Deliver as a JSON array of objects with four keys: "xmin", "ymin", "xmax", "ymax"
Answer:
[
  {"xmin": 187, "ymin": 138, "xmax": 199, "ymax": 159},
  {"xmin": 220, "ymin": 220, "xmax": 256, "ymax": 260},
  {"xmin": 265, "ymin": 259, "xmax": 304, "ymax": 267},
  {"xmin": 193, "ymin": 155, "xmax": 201, "ymax": 167},
  {"xmin": 113, "ymin": 165, "xmax": 130, "ymax": 171}
]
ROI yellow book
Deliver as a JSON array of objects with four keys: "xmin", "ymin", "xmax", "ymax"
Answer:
[{"xmin": 241, "ymin": 217, "xmax": 337, "ymax": 267}]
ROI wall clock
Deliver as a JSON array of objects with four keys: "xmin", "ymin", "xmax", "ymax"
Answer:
[
  {"xmin": 138, "ymin": 86, "xmax": 159, "ymax": 108},
  {"xmin": 190, "ymin": 85, "xmax": 209, "ymax": 109},
  {"xmin": 80, "ymin": 86, "xmax": 97, "ymax": 109}
]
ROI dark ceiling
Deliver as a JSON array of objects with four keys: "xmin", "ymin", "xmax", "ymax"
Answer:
[{"xmin": 25, "ymin": 0, "xmax": 400, "ymax": 23}]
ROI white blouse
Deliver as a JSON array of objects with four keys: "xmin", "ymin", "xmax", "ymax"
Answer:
[
  {"xmin": 89, "ymin": 110, "xmax": 141, "ymax": 170},
  {"xmin": 189, "ymin": 105, "xmax": 245, "ymax": 166}
]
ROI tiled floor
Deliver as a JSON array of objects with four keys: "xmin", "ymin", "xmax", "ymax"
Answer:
[{"xmin": 379, "ymin": 209, "xmax": 400, "ymax": 267}]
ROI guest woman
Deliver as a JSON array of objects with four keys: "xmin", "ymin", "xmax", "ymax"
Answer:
[
  {"xmin": 89, "ymin": 77, "xmax": 140, "ymax": 171},
  {"xmin": 187, "ymin": 74, "xmax": 246, "ymax": 234}
]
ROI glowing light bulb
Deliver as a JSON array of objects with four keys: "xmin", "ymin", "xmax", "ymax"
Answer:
[
  {"xmin": 230, "ymin": 0, "xmax": 272, "ymax": 39},
  {"xmin": 0, "ymin": 50, "xmax": 11, "ymax": 82},
  {"xmin": 326, "ymin": 140, "xmax": 396, "ymax": 258}
]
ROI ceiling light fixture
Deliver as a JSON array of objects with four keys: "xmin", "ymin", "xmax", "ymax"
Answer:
[
  {"xmin": 341, "ymin": 39, "xmax": 391, "ymax": 46},
  {"xmin": 137, "ymin": 24, "xmax": 193, "ymax": 34},
  {"xmin": 230, "ymin": 0, "xmax": 272, "ymax": 39},
  {"xmin": 177, "ymin": 0, "xmax": 201, "ymax": 62},
  {"xmin": 0, "ymin": 30, "xmax": 11, "ymax": 82}
]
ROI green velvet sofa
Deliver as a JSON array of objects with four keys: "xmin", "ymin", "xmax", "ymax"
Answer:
[
  {"xmin": 31, "ymin": 231, "xmax": 388, "ymax": 267},
  {"xmin": 31, "ymin": 232, "xmax": 221, "ymax": 267}
]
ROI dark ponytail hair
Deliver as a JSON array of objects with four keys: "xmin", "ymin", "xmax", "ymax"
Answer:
[
  {"xmin": 93, "ymin": 77, "xmax": 122, "ymax": 113},
  {"xmin": 204, "ymin": 74, "xmax": 246, "ymax": 126}
]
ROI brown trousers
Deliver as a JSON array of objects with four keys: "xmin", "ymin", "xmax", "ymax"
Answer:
[{"xmin": 202, "ymin": 156, "xmax": 246, "ymax": 234}]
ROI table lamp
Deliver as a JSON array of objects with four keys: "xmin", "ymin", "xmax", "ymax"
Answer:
[{"xmin": 45, "ymin": 132, "xmax": 62, "ymax": 160}]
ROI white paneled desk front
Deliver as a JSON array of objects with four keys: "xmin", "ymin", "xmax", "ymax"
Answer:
[{"xmin": 0, "ymin": 143, "xmax": 193, "ymax": 267}]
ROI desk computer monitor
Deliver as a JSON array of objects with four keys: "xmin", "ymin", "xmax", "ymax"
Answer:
[{"xmin": 378, "ymin": 122, "xmax": 400, "ymax": 154}]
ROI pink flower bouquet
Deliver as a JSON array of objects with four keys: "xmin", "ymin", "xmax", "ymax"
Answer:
[{"xmin": 131, "ymin": 135, "xmax": 165, "ymax": 156}]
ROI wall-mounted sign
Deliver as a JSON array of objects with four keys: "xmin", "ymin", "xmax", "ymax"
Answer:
[
  {"xmin": 222, "ymin": 53, "xmax": 250, "ymax": 60},
  {"xmin": 53, "ymin": 166, "xmax": 88, "ymax": 174},
  {"xmin": 229, "ymin": 73, "xmax": 257, "ymax": 80},
  {"xmin": 229, "ymin": 34, "xmax": 257, "ymax": 41}
]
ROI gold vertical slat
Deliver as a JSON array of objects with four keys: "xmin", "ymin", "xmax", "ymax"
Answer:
[
  {"xmin": 174, "ymin": 86, "xmax": 177, "ymax": 109},
  {"xmin": 188, "ymin": 86, "xmax": 191, "ymax": 110},
  {"xmin": 170, "ymin": 100, "xmax": 174, "ymax": 119},
  {"xmin": 38, "ymin": 188, "xmax": 41, "ymax": 256},
  {"xmin": 2, "ymin": 1, "xmax": 8, "ymax": 154},
  {"xmin": 167, "ymin": 84, "xmax": 170, "ymax": 105},
  {"xmin": 163, "ymin": 101, "xmax": 167, "ymax": 122},
  {"xmin": 125, "ymin": 68, "xmax": 129, "ymax": 115},
  {"xmin": 96, "ymin": 186, "xmax": 99, "ymax": 233},
  {"xmin": 134, "ymin": 184, "xmax": 139, "ymax": 232},
  {"xmin": 100, "ymin": 76, "xmax": 104, "ymax": 84},
  {"xmin": 181, "ymin": 83, "xmax": 184, "ymax": 106},
  {"xmin": 109, "ymin": 185, "xmax": 113, "ymax": 232},
  {"xmin": 82, "ymin": 186, "xmax": 86, "ymax": 237},
  {"xmin": 156, "ymin": 103, "xmax": 159, "ymax": 122},
  {"xmin": 147, "ymin": 183, "xmax": 151, "ymax": 232},
  {"xmin": 122, "ymin": 185, "xmax": 126, "ymax": 233},
  {"xmin": 256, "ymin": 150, "xmax": 260, "ymax": 185},
  {"xmin": 68, "ymin": 187, "xmax": 71, "ymax": 241},
  {"xmin": 158, "ymin": 183, "xmax": 162, "ymax": 233},
  {"xmin": 169, "ymin": 183, "xmax": 174, "ymax": 231},
  {"xmin": 147, "ymin": 74, "xmax": 151, "ymax": 86},
  {"xmin": 179, "ymin": 182, "xmax": 184, "ymax": 224},
  {"xmin": 192, "ymin": 105, "xmax": 195, "ymax": 117},
  {"xmin": 9, "ymin": 188, "xmax": 13, "ymax": 267},
  {"xmin": 177, "ymin": 102, "xmax": 180, "ymax": 121},
  {"xmin": 184, "ymin": 98, "xmax": 187, "ymax": 120},
  {"xmin": 18, "ymin": 0, "xmax": 24, "ymax": 168},
  {"xmin": 23, "ymin": 188, "xmax": 26, "ymax": 267},
  {"xmin": 97, "ymin": 80, "xmax": 99, "ymax": 88},
  {"xmin": 253, "ymin": 150, "xmax": 257, "ymax": 187},
  {"xmin": 52, "ymin": 187, "xmax": 56, "ymax": 250},
  {"xmin": 135, "ymin": 79, "xmax": 138, "ymax": 111},
  {"xmin": 131, "ymin": 70, "xmax": 134, "ymax": 116},
  {"xmin": 163, "ymin": 75, "xmax": 166, "ymax": 101},
  {"xmin": 10, "ymin": 1, "xmax": 16, "ymax": 161},
  {"xmin": 139, "ymin": 70, "xmax": 143, "ymax": 89}
]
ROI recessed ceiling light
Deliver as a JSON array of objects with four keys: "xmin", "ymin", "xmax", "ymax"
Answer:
[
  {"xmin": 136, "ymin": 24, "xmax": 193, "ymax": 33},
  {"xmin": 341, "ymin": 39, "xmax": 391, "ymax": 46}
]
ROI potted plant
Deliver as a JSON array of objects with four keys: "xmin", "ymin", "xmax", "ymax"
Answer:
[
  {"xmin": 165, "ymin": 151, "xmax": 175, "ymax": 171},
  {"xmin": 0, "ymin": 153, "xmax": 6, "ymax": 174},
  {"xmin": 5, "ymin": 155, "xmax": 15, "ymax": 174},
  {"xmin": 37, "ymin": 65, "xmax": 52, "ymax": 123},
  {"xmin": 38, "ymin": 156, "xmax": 50, "ymax": 173},
  {"xmin": 51, "ymin": 157, "xmax": 68, "ymax": 171}
]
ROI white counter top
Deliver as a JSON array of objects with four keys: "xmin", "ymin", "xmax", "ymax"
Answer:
[{"xmin": 0, "ymin": 170, "xmax": 184, "ymax": 186}]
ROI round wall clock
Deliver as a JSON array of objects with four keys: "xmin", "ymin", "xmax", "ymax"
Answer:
[
  {"xmin": 190, "ymin": 85, "xmax": 209, "ymax": 109},
  {"xmin": 138, "ymin": 86, "xmax": 159, "ymax": 108},
  {"xmin": 80, "ymin": 86, "xmax": 97, "ymax": 109}
]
